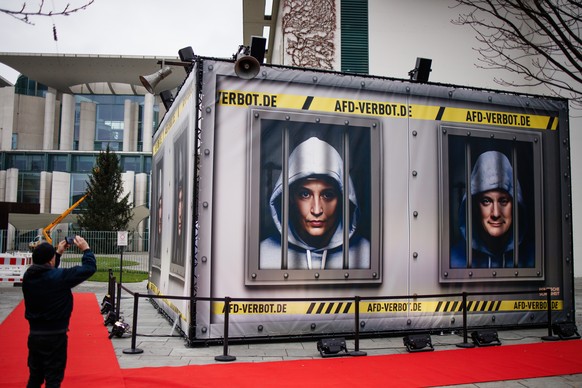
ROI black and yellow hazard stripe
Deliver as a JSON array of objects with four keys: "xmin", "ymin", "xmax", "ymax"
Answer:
[
  {"xmin": 211, "ymin": 298, "xmax": 563, "ymax": 315},
  {"xmin": 147, "ymin": 281, "xmax": 187, "ymax": 321},
  {"xmin": 217, "ymin": 89, "xmax": 558, "ymax": 130},
  {"xmin": 153, "ymin": 88, "xmax": 194, "ymax": 155}
]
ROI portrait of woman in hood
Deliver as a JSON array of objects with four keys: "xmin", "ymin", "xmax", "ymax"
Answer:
[
  {"xmin": 450, "ymin": 150, "xmax": 535, "ymax": 269},
  {"xmin": 260, "ymin": 136, "xmax": 371, "ymax": 270}
]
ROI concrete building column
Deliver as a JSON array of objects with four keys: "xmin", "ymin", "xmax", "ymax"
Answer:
[
  {"xmin": 121, "ymin": 171, "xmax": 135, "ymax": 206},
  {"xmin": 43, "ymin": 88, "xmax": 56, "ymax": 150},
  {"xmin": 0, "ymin": 170, "xmax": 6, "ymax": 202},
  {"xmin": 142, "ymin": 93, "xmax": 154, "ymax": 152},
  {"xmin": 134, "ymin": 172, "xmax": 148, "ymax": 251},
  {"xmin": 50, "ymin": 172, "xmax": 71, "ymax": 213},
  {"xmin": 4, "ymin": 168, "xmax": 18, "ymax": 250},
  {"xmin": 39, "ymin": 172, "xmax": 53, "ymax": 213},
  {"xmin": 78, "ymin": 101, "xmax": 96, "ymax": 151},
  {"xmin": 5, "ymin": 168, "xmax": 18, "ymax": 202},
  {"xmin": 50, "ymin": 172, "xmax": 71, "ymax": 239},
  {"xmin": 60, "ymin": 94, "xmax": 75, "ymax": 150},
  {"xmin": 0, "ymin": 86, "xmax": 15, "ymax": 151}
]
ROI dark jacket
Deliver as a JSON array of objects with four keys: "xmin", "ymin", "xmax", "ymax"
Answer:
[
  {"xmin": 260, "ymin": 137, "xmax": 370, "ymax": 269},
  {"xmin": 23, "ymin": 249, "xmax": 97, "ymax": 334},
  {"xmin": 450, "ymin": 151, "xmax": 534, "ymax": 268}
]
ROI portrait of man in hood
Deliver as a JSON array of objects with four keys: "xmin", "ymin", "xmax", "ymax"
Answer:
[
  {"xmin": 260, "ymin": 136, "xmax": 371, "ymax": 270},
  {"xmin": 450, "ymin": 150, "xmax": 535, "ymax": 269}
]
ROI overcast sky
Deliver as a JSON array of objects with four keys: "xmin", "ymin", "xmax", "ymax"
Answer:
[{"xmin": 0, "ymin": 0, "xmax": 243, "ymax": 83}]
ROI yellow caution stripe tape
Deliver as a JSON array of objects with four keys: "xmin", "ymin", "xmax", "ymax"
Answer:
[
  {"xmin": 153, "ymin": 87, "xmax": 193, "ymax": 156},
  {"xmin": 147, "ymin": 281, "xmax": 187, "ymax": 321},
  {"xmin": 211, "ymin": 299, "xmax": 563, "ymax": 315},
  {"xmin": 217, "ymin": 90, "xmax": 558, "ymax": 130}
]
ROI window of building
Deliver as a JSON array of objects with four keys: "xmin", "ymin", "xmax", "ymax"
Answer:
[
  {"xmin": 14, "ymin": 75, "xmax": 47, "ymax": 97},
  {"xmin": 341, "ymin": 0, "xmax": 369, "ymax": 74},
  {"xmin": 30, "ymin": 154, "xmax": 45, "ymax": 171},
  {"xmin": 72, "ymin": 155, "xmax": 96, "ymax": 172},
  {"xmin": 50, "ymin": 155, "xmax": 69, "ymax": 171},
  {"xmin": 18, "ymin": 173, "xmax": 40, "ymax": 203},
  {"xmin": 7, "ymin": 154, "xmax": 28, "ymax": 170},
  {"xmin": 71, "ymin": 173, "xmax": 90, "ymax": 211},
  {"xmin": 121, "ymin": 156, "xmax": 140, "ymax": 172},
  {"xmin": 75, "ymin": 95, "xmax": 147, "ymax": 152}
]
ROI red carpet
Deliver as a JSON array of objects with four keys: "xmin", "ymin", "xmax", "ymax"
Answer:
[
  {"xmin": 121, "ymin": 340, "xmax": 582, "ymax": 388},
  {"xmin": 2, "ymin": 294, "xmax": 582, "ymax": 387},
  {"xmin": 0, "ymin": 293, "xmax": 124, "ymax": 388}
]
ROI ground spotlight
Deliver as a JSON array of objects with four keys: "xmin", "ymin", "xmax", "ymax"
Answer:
[
  {"xmin": 403, "ymin": 333, "xmax": 434, "ymax": 353},
  {"xmin": 552, "ymin": 323, "xmax": 581, "ymax": 340},
  {"xmin": 471, "ymin": 329, "xmax": 501, "ymax": 346},
  {"xmin": 316, "ymin": 337, "xmax": 348, "ymax": 358}
]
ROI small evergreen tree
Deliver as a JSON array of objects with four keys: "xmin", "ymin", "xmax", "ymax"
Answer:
[{"xmin": 78, "ymin": 146, "xmax": 132, "ymax": 231}]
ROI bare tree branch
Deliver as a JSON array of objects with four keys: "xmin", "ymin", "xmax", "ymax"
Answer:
[
  {"xmin": 452, "ymin": 0, "xmax": 581, "ymax": 107},
  {"xmin": 0, "ymin": 0, "xmax": 95, "ymax": 25}
]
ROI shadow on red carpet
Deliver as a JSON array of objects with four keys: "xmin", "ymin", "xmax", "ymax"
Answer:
[{"xmin": 2, "ymin": 292, "xmax": 582, "ymax": 387}]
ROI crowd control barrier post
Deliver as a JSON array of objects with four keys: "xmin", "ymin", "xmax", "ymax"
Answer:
[
  {"xmin": 456, "ymin": 292, "xmax": 475, "ymax": 348},
  {"xmin": 108, "ymin": 270, "xmax": 116, "ymax": 314},
  {"xmin": 349, "ymin": 296, "xmax": 366, "ymax": 356},
  {"xmin": 541, "ymin": 288, "xmax": 560, "ymax": 341},
  {"xmin": 123, "ymin": 292, "xmax": 144, "ymax": 354},
  {"xmin": 215, "ymin": 296, "xmax": 236, "ymax": 362}
]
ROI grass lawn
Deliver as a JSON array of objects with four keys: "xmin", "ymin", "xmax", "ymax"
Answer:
[{"xmin": 62, "ymin": 256, "xmax": 148, "ymax": 283}]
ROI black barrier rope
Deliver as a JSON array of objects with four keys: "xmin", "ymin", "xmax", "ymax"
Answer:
[{"xmin": 107, "ymin": 278, "xmax": 571, "ymax": 361}]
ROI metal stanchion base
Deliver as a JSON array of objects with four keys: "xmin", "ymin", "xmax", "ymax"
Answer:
[
  {"xmin": 456, "ymin": 342, "xmax": 476, "ymax": 348},
  {"xmin": 349, "ymin": 350, "xmax": 367, "ymax": 356},
  {"xmin": 541, "ymin": 335, "xmax": 560, "ymax": 341},
  {"xmin": 215, "ymin": 354, "xmax": 237, "ymax": 362},
  {"xmin": 123, "ymin": 348, "xmax": 144, "ymax": 354}
]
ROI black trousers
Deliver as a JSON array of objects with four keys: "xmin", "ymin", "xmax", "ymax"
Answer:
[{"xmin": 27, "ymin": 332, "xmax": 68, "ymax": 388}]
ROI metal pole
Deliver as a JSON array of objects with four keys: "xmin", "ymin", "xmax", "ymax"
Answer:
[
  {"xmin": 123, "ymin": 292, "xmax": 144, "ymax": 354},
  {"xmin": 115, "ymin": 247, "xmax": 124, "ymax": 321},
  {"xmin": 350, "ymin": 296, "xmax": 366, "ymax": 356},
  {"xmin": 215, "ymin": 297, "xmax": 236, "ymax": 362},
  {"xmin": 542, "ymin": 288, "xmax": 559, "ymax": 341},
  {"xmin": 456, "ymin": 292, "xmax": 475, "ymax": 348}
]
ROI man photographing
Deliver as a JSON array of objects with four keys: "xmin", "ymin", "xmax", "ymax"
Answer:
[{"xmin": 22, "ymin": 236, "xmax": 96, "ymax": 387}]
